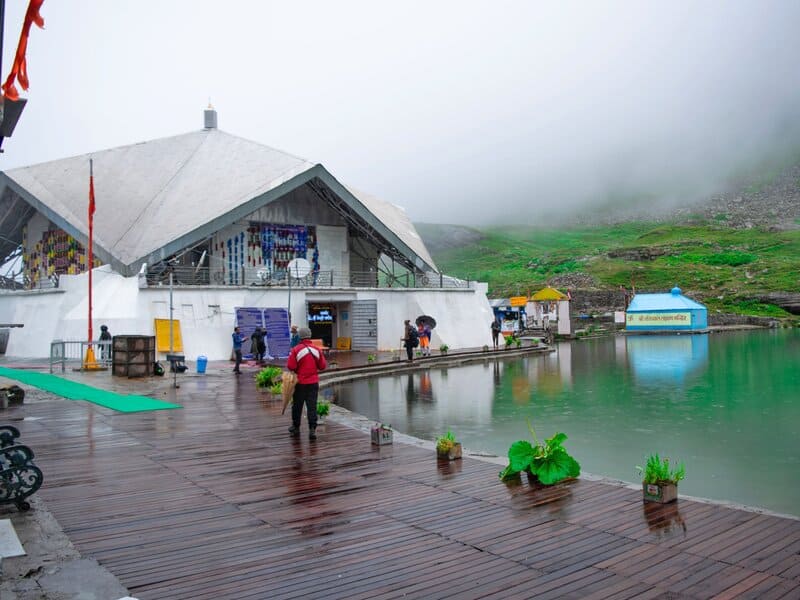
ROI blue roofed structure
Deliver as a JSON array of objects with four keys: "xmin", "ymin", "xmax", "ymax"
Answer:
[{"xmin": 626, "ymin": 287, "xmax": 708, "ymax": 331}]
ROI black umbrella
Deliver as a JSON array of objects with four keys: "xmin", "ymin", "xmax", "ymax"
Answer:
[{"xmin": 415, "ymin": 315, "xmax": 436, "ymax": 329}]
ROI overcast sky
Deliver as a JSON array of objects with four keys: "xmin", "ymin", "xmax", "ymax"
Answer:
[{"xmin": 3, "ymin": 1, "xmax": 800, "ymax": 225}]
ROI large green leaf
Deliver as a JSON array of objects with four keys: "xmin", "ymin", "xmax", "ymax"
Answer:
[
  {"xmin": 531, "ymin": 449, "xmax": 581, "ymax": 485},
  {"xmin": 546, "ymin": 432, "xmax": 567, "ymax": 450},
  {"xmin": 508, "ymin": 440, "xmax": 535, "ymax": 473}
]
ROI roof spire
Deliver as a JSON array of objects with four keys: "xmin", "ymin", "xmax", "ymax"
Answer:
[{"xmin": 204, "ymin": 102, "xmax": 217, "ymax": 130}]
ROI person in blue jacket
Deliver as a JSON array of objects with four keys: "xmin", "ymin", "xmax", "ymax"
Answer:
[{"xmin": 231, "ymin": 326, "xmax": 248, "ymax": 374}]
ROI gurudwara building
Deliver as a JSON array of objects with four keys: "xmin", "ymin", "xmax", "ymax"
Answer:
[{"xmin": 0, "ymin": 108, "xmax": 494, "ymax": 359}]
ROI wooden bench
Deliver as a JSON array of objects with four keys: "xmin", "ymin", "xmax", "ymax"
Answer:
[{"xmin": 310, "ymin": 339, "xmax": 330, "ymax": 356}]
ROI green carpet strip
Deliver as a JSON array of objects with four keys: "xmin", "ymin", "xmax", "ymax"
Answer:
[{"xmin": 0, "ymin": 367, "xmax": 181, "ymax": 413}]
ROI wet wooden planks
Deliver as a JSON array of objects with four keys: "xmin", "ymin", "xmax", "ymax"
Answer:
[{"xmin": 4, "ymin": 373, "xmax": 799, "ymax": 599}]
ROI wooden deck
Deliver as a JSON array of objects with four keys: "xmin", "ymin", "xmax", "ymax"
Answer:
[{"xmin": 4, "ymin": 371, "xmax": 800, "ymax": 599}]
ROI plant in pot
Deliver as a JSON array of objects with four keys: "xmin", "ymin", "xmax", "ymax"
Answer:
[
  {"xmin": 317, "ymin": 400, "xmax": 331, "ymax": 423},
  {"xmin": 515, "ymin": 337, "xmax": 522, "ymax": 348},
  {"xmin": 367, "ymin": 353, "xmax": 377, "ymax": 363},
  {"xmin": 637, "ymin": 453, "xmax": 685, "ymax": 503},
  {"xmin": 499, "ymin": 419, "xmax": 580, "ymax": 485},
  {"xmin": 436, "ymin": 430, "xmax": 462, "ymax": 460},
  {"xmin": 504, "ymin": 335, "xmax": 515, "ymax": 349},
  {"xmin": 439, "ymin": 344, "xmax": 449, "ymax": 355},
  {"xmin": 255, "ymin": 366, "xmax": 282, "ymax": 392},
  {"xmin": 482, "ymin": 344, "xmax": 489, "ymax": 352}
]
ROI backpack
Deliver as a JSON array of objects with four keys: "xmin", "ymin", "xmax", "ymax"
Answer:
[{"xmin": 408, "ymin": 326, "xmax": 419, "ymax": 347}]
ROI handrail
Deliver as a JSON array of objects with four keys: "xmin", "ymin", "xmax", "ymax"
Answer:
[
  {"xmin": 49, "ymin": 340, "xmax": 112, "ymax": 373},
  {"xmin": 142, "ymin": 266, "xmax": 471, "ymax": 289}
]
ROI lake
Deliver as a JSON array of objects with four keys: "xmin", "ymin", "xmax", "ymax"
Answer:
[{"xmin": 331, "ymin": 329, "xmax": 800, "ymax": 517}]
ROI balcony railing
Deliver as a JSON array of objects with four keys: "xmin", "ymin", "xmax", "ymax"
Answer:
[{"xmin": 143, "ymin": 266, "xmax": 470, "ymax": 289}]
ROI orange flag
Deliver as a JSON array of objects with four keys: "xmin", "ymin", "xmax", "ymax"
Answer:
[{"xmin": 2, "ymin": 0, "xmax": 45, "ymax": 101}]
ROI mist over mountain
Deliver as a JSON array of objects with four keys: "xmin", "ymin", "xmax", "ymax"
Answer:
[{"xmin": 418, "ymin": 149, "xmax": 800, "ymax": 239}]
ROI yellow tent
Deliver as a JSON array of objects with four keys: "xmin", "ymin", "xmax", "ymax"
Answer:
[{"xmin": 531, "ymin": 286, "xmax": 567, "ymax": 301}]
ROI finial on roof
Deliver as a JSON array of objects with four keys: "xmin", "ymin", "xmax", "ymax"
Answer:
[
  {"xmin": 204, "ymin": 103, "xmax": 218, "ymax": 130},
  {"xmin": 671, "ymin": 286, "xmax": 681, "ymax": 295}
]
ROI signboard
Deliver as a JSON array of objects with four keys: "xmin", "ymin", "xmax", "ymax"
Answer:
[
  {"xmin": 154, "ymin": 319, "xmax": 183, "ymax": 352},
  {"xmin": 235, "ymin": 307, "xmax": 265, "ymax": 359},
  {"xmin": 509, "ymin": 296, "xmax": 528, "ymax": 307},
  {"xmin": 308, "ymin": 303, "xmax": 335, "ymax": 323},
  {"xmin": 626, "ymin": 312, "xmax": 691, "ymax": 327},
  {"xmin": 263, "ymin": 308, "xmax": 291, "ymax": 358}
]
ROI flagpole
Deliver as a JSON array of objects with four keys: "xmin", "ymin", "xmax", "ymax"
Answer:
[
  {"xmin": 83, "ymin": 157, "xmax": 101, "ymax": 369},
  {"xmin": 88, "ymin": 158, "xmax": 94, "ymax": 344}
]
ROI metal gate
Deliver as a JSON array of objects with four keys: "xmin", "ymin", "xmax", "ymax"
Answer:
[{"xmin": 350, "ymin": 300, "xmax": 377, "ymax": 350}]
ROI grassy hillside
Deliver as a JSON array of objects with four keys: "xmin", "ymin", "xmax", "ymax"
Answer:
[{"xmin": 416, "ymin": 221, "xmax": 800, "ymax": 318}]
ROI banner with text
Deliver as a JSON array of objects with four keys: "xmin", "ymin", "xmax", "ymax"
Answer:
[{"xmin": 626, "ymin": 312, "xmax": 691, "ymax": 327}]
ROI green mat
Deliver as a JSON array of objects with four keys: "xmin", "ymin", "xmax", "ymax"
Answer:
[{"xmin": 0, "ymin": 366, "xmax": 182, "ymax": 413}]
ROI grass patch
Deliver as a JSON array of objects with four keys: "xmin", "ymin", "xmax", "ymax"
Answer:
[{"xmin": 423, "ymin": 222, "xmax": 800, "ymax": 317}]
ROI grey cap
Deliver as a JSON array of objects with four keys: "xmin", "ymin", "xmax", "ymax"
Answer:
[{"xmin": 298, "ymin": 327, "xmax": 312, "ymax": 339}]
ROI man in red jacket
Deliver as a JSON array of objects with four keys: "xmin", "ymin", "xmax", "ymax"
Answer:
[{"xmin": 286, "ymin": 327, "xmax": 327, "ymax": 440}]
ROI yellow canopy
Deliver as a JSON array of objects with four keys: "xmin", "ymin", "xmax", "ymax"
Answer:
[{"xmin": 531, "ymin": 286, "xmax": 567, "ymax": 301}]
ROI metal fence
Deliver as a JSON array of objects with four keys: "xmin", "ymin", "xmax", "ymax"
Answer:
[
  {"xmin": 49, "ymin": 340, "xmax": 112, "ymax": 373},
  {"xmin": 143, "ymin": 266, "xmax": 471, "ymax": 289}
]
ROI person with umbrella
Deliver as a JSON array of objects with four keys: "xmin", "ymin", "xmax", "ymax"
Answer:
[{"xmin": 416, "ymin": 315, "xmax": 435, "ymax": 357}]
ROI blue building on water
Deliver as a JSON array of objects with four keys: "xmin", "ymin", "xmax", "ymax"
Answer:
[{"xmin": 625, "ymin": 287, "xmax": 708, "ymax": 332}]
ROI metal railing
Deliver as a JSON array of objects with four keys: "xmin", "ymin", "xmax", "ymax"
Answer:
[
  {"xmin": 143, "ymin": 266, "xmax": 471, "ymax": 289},
  {"xmin": 49, "ymin": 340, "xmax": 112, "ymax": 373},
  {"xmin": 1, "ymin": 274, "xmax": 59, "ymax": 292}
]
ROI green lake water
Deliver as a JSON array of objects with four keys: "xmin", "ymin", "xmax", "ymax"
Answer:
[{"xmin": 332, "ymin": 329, "xmax": 800, "ymax": 516}]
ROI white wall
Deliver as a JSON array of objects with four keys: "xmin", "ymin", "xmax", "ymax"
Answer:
[{"xmin": 1, "ymin": 272, "xmax": 495, "ymax": 359}]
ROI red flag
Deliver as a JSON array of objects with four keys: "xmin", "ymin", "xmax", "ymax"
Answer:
[
  {"xmin": 89, "ymin": 170, "xmax": 95, "ymax": 216},
  {"xmin": 89, "ymin": 160, "xmax": 94, "ymax": 217}
]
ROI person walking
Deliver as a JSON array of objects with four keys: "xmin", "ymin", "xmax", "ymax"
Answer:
[
  {"xmin": 250, "ymin": 327, "xmax": 267, "ymax": 363},
  {"xmin": 419, "ymin": 322, "xmax": 432, "ymax": 357},
  {"xmin": 290, "ymin": 324, "xmax": 300, "ymax": 348},
  {"xmin": 98, "ymin": 324, "xmax": 112, "ymax": 361},
  {"xmin": 231, "ymin": 326, "xmax": 248, "ymax": 374},
  {"xmin": 402, "ymin": 319, "xmax": 418, "ymax": 362},
  {"xmin": 491, "ymin": 318, "xmax": 501, "ymax": 350},
  {"xmin": 286, "ymin": 327, "xmax": 327, "ymax": 440}
]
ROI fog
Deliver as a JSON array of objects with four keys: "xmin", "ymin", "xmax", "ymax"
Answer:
[{"xmin": 3, "ymin": 1, "xmax": 800, "ymax": 225}]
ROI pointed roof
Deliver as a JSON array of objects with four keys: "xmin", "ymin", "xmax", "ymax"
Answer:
[
  {"xmin": 531, "ymin": 286, "xmax": 567, "ymax": 301},
  {"xmin": 0, "ymin": 128, "xmax": 435, "ymax": 275}
]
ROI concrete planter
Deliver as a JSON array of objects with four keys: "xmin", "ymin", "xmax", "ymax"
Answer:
[
  {"xmin": 437, "ymin": 442, "xmax": 462, "ymax": 461},
  {"xmin": 643, "ymin": 482, "xmax": 678, "ymax": 503},
  {"xmin": 371, "ymin": 426, "xmax": 393, "ymax": 446}
]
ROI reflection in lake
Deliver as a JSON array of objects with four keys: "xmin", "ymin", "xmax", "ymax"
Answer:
[
  {"xmin": 333, "ymin": 329, "xmax": 800, "ymax": 517},
  {"xmin": 627, "ymin": 335, "xmax": 708, "ymax": 383}
]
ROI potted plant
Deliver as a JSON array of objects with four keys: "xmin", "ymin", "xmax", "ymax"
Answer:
[
  {"xmin": 436, "ymin": 430, "xmax": 462, "ymax": 460},
  {"xmin": 515, "ymin": 337, "xmax": 522, "ymax": 348},
  {"xmin": 317, "ymin": 400, "xmax": 330, "ymax": 424},
  {"xmin": 637, "ymin": 453, "xmax": 685, "ymax": 503},
  {"xmin": 499, "ymin": 419, "xmax": 580, "ymax": 485},
  {"xmin": 255, "ymin": 366, "xmax": 282, "ymax": 392},
  {"xmin": 504, "ymin": 335, "xmax": 515, "ymax": 349},
  {"xmin": 482, "ymin": 344, "xmax": 489, "ymax": 352},
  {"xmin": 371, "ymin": 422, "xmax": 393, "ymax": 445},
  {"xmin": 439, "ymin": 344, "xmax": 449, "ymax": 355},
  {"xmin": 367, "ymin": 353, "xmax": 377, "ymax": 363}
]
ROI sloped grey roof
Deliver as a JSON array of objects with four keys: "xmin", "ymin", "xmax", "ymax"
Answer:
[{"xmin": 0, "ymin": 128, "xmax": 435, "ymax": 274}]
